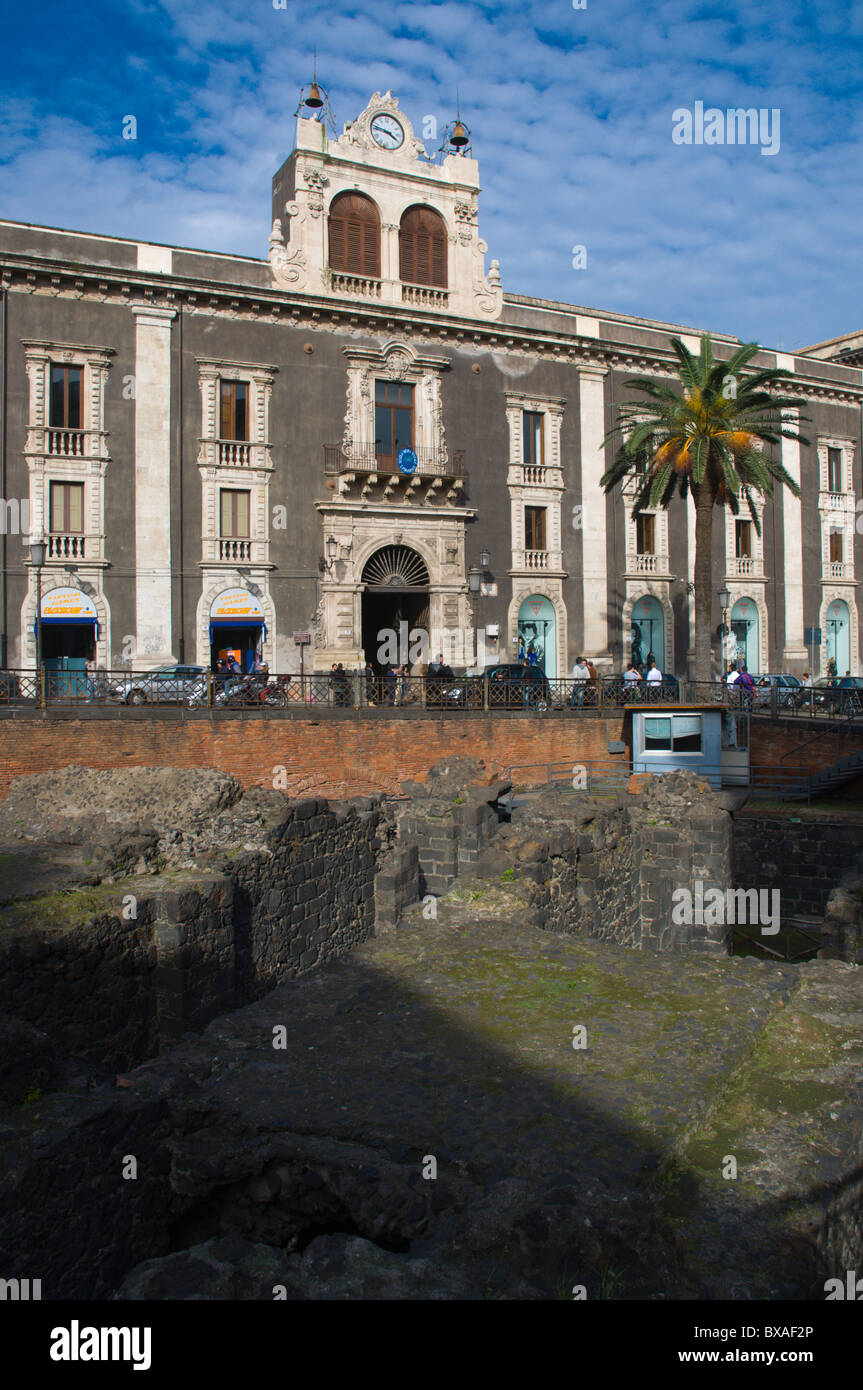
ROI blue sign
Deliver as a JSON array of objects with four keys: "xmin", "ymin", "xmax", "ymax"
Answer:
[
  {"xmin": 805, "ymin": 627, "xmax": 822, "ymax": 646},
  {"xmin": 397, "ymin": 448, "xmax": 418, "ymax": 475}
]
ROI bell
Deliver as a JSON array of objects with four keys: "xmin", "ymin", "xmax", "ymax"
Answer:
[
  {"xmin": 305, "ymin": 82, "xmax": 324, "ymax": 110},
  {"xmin": 450, "ymin": 119, "xmax": 469, "ymax": 148}
]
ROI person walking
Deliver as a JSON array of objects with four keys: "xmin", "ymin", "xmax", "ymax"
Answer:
[
  {"xmin": 383, "ymin": 663, "xmax": 397, "ymax": 706},
  {"xmin": 645, "ymin": 658, "xmax": 662, "ymax": 703},
  {"xmin": 623, "ymin": 661, "xmax": 641, "ymax": 687},
  {"xmin": 363, "ymin": 659, "xmax": 375, "ymax": 706},
  {"xmin": 570, "ymin": 656, "xmax": 590, "ymax": 708}
]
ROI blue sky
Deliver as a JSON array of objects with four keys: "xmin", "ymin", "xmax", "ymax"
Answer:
[{"xmin": 2, "ymin": 0, "xmax": 862, "ymax": 349}]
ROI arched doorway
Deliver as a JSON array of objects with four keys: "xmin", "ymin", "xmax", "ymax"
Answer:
[
  {"xmin": 731, "ymin": 596, "xmax": 760, "ymax": 674},
  {"xmin": 41, "ymin": 587, "xmax": 98, "ymax": 696},
  {"xmin": 209, "ymin": 588, "xmax": 266, "ymax": 673},
  {"xmin": 517, "ymin": 595, "xmax": 556, "ymax": 677},
  {"xmin": 825, "ymin": 599, "xmax": 851, "ymax": 675},
  {"xmin": 361, "ymin": 545, "xmax": 430, "ymax": 672},
  {"xmin": 631, "ymin": 595, "xmax": 664, "ymax": 672}
]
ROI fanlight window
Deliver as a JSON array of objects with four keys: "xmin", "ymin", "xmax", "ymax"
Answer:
[
  {"xmin": 362, "ymin": 545, "xmax": 430, "ymax": 589},
  {"xmin": 399, "ymin": 205, "xmax": 447, "ymax": 289},
  {"xmin": 328, "ymin": 192, "xmax": 381, "ymax": 279}
]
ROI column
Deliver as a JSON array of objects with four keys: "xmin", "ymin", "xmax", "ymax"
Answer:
[
  {"xmin": 133, "ymin": 305, "xmax": 176, "ymax": 666},
  {"xmin": 578, "ymin": 364, "xmax": 611, "ymax": 663},
  {"xmin": 780, "ymin": 406, "xmax": 807, "ymax": 662}
]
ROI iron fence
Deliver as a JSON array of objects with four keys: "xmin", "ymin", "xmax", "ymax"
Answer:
[{"xmin": 1, "ymin": 668, "xmax": 862, "ymax": 726}]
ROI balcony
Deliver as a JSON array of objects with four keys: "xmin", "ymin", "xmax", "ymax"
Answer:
[
  {"xmin": 522, "ymin": 464, "xmax": 547, "ymax": 485},
  {"xmin": 510, "ymin": 548, "xmax": 565, "ymax": 572},
  {"xmin": 324, "ymin": 442, "xmax": 465, "ymax": 481},
  {"xmin": 828, "ymin": 560, "xmax": 851, "ymax": 580},
  {"xmin": 48, "ymin": 533, "xmax": 86, "ymax": 561},
  {"xmin": 401, "ymin": 283, "xmax": 449, "ymax": 309},
  {"xmin": 47, "ymin": 428, "xmax": 86, "ymax": 457},
  {"xmin": 218, "ymin": 538, "xmax": 253, "ymax": 562},
  {"xmin": 823, "ymin": 492, "xmax": 847, "ymax": 511},
  {"xmin": 197, "ymin": 439, "xmax": 271, "ymax": 472},
  {"xmin": 330, "ymin": 273, "xmax": 381, "ymax": 298},
  {"xmin": 728, "ymin": 555, "xmax": 757, "ymax": 577}
]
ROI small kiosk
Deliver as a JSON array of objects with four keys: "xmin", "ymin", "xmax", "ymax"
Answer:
[{"xmin": 629, "ymin": 703, "xmax": 750, "ymax": 789}]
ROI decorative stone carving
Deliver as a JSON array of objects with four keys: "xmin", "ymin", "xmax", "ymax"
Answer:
[{"xmin": 269, "ymin": 205, "xmax": 308, "ymax": 290}]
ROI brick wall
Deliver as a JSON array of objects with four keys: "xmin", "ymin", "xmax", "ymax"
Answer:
[
  {"xmin": 1, "ymin": 712, "xmax": 861, "ymax": 802},
  {"xmin": 0, "ymin": 713, "xmax": 625, "ymax": 800}
]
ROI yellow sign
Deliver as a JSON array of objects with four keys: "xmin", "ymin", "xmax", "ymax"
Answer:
[
  {"xmin": 41, "ymin": 588, "xmax": 97, "ymax": 620},
  {"xmin": 210, "ymin": 588, "xmax": 264, "ymax": 621}
]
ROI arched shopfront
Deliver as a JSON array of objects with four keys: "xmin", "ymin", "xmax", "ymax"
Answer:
[
  {"xmin": 731, "ymin": 596, "xmax": 760, "ymax": 674},
  {"xmin": 825, "ymin": 598, "xmax": 851, "ymax": 674},
  {"xmin": 517, "ymin": 594, "xmax": 556, "ymax": 677},
  {"xmin": 630, "ymin": 595, "xmax": 664, "ymax": 672},
  {"xmin": 40, "ymin": 587, "xmax": 99, "ymax": 696},
  {"xmin": 209, "ymin": 588, "xmax": 266, "ymax": 672}
]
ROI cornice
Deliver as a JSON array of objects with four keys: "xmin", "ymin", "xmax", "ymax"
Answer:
[{"xmin": 3, "ymin": 254, "xmax": 863, "ymax": 402}]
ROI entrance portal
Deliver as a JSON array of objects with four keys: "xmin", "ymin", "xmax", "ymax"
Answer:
[{"xmin": 361, "ymin": 546, "xmax": 430, "ymax": 672}]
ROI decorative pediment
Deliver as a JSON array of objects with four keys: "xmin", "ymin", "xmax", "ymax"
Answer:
[{"xmin": 337, "ymin": 92, "xmax": 427, "ymax": 161}]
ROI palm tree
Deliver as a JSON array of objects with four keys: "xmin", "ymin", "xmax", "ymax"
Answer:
[{"xmin": 601, "ymin": 333, "xmax": 809, "ymax": 683}]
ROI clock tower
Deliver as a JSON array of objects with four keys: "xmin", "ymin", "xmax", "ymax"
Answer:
[{"xmin": 269, "ymin": 91, "xmax": 502, "ymax": 319}]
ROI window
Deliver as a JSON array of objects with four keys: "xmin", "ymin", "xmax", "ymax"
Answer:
[
  {"xmin": 523, "ymin": 412, "xmax": 544, "ymax": 467},
  {"xmin": 399, "ymin": 206, "xmax": 447, "ymax": 288},
  {"xmin": 644, "ymin": 714, "xmax": 702, "ymax": 753},
  {"xmin": 636, "ymin": 513, "xmax": 655, "ymax": 555},
  {"xmin": 827, "ymin": 447, "xmax": 843, "ymax": 493},
  {"xmin": 829, "ymin": 529, "xmax": 844, "ymax": 564},
  {"xmin": 525, "ymin": 506, "xmax": 547, "ymax": 551},
  {"xmin": 328, "ymin": 192, "xmax": 381, "ymax": 279},
  {"xmin": 220, "ymin": 489, "xmax": 250, "ymax": 538},
  {"xmin": 735, "ymin": 519, "xmax": 752, "ymax": 558},
  {"xmin": 220, "ymin": 381, "xmax": 248, "ymax": 441},
  {"xmin": 49, "ymin": 481, "xmax": 84, "ymax": 532},
  {"xmin": 49, "ymin": 365, "xmax": 82, "ymax": 428},
  {"xmin": 374, "ymin": 380, "xmax": 414, "ymax": 466}
]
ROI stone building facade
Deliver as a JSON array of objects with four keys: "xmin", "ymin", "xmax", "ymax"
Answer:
[{"xmin": 0, "ymin": 89, "xmax": 861, "ymax": 679}]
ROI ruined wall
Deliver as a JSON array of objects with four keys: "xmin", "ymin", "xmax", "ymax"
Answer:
[
  {"xmin": 0, "ymin": 796, "xmax": 391, "ymax": 1078},
  {"xmin": 732, "ymin": 815, "xmax": 863, "ymax": 919}
]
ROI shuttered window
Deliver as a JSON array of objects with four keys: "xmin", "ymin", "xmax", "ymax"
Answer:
[
  {"xmin": 220, "ymin": 489, "xmax": 250, "ymax": 538},
  {"xmin": 50, "ymin": 481, "xmax": 84, "ymax": 532},
  {"xmin": 525, "ymin": 506, "xmax": 547, "ymax": 551},
  {"xmin": 49, "ymin": 365, "xmax": 82, "ymax": 428},
  {"xmin": 399, "ymin": 206, "xmax": 447, "ymax": 288},
  {"xmin": 328, "ymin": 193, "xmax": 381, "ymax": 278}
]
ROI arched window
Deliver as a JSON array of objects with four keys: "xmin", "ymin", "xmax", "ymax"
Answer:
[
  {"xmin": 328, "ymin": 192, "xmax": 381, "ymax": 279},
  {"xmin": 399, "ymin": 205, "xmax": 447, "ymax": 288}
]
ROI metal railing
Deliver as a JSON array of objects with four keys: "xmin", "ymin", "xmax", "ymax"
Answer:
[
  {"xmin": 323, "ymin": 443, "xmax": 466, "ymax": 478},
  {"xmin": 1, "ymin": 669, "xmax": 861, "ymax": 728}
]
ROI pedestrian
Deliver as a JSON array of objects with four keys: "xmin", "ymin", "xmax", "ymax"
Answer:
[
  {"xmin": 363, "ymin": 659, "xmax": 375, "ymax": 705},
  {"xmin": 646, "ymin": 659, "xmax": 662, "ymax": 684},
  {"xmin": 726, "ymin": 660, "xmax": 739, "ymax": 686},
  {"xmin": 395, "ymin": 662, "xmax": 410, "ymax": 706},
  {"xmin": 384, "ymin": 663, "xmax": 397, "ymax": 706},
  {"xmin": 570, "ymin": 655, "xmax": 590, "ymax": 708},
  {"xmin": 623, "ymin": 661, "xmax": 641, "ymax": 686}
]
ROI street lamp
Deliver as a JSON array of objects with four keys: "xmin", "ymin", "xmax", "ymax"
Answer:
[{"xmin": 719, "ymin": 587, "xmax": 732, "ymax": 676}]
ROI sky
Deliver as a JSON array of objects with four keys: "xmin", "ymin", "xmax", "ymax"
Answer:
[{"xmin": 2, "ymin": 0, "xmax": 862, "ymax": 351}]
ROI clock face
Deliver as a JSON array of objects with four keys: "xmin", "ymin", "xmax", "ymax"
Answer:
[{"xmin": 370, "ymin": 113, "xmax": 404, "ymax": 150}]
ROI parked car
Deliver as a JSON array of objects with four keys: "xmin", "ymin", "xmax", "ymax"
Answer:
[
  {"xmin": 108, "ymin": 665, "xmax": 208, "ymax": 705},
  {"xmin": 484, "ymin": 664, "xmax": 552, "ymax": 711},
  {"xmin": 812, "ymin": 675, "xmax": 863, "ymax": 716},
  {"xmin": 752, "ymin": 673, "xmax": 803, "ymax": 709}
]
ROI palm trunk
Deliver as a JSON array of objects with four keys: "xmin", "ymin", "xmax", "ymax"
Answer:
[{"xmin": 693, "ymin": 477, "xmax": 714, "ymax": 685}]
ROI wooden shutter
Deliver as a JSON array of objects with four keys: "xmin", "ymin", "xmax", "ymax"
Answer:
[
  {"xmin": 329, "ymin": 193, "xmax": 380, "ymax": 278},
  {"xmin": 399, "ymin": 206, "xmax": 447, "ymax": 288},
  {"xmin": 220, "ymin": 383, "xmax": 233, "ymax": 440}
]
